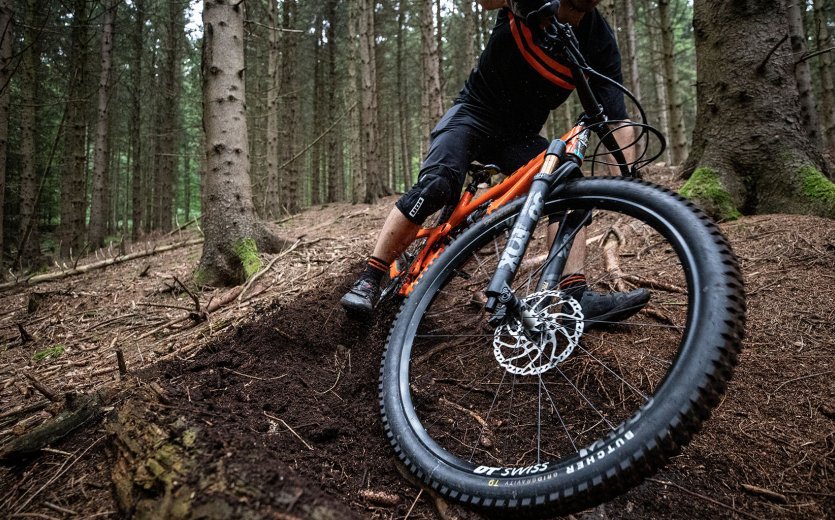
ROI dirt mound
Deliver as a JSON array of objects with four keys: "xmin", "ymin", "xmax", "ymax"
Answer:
[{"xmin": 1, "ymin": 198, "xmax": 834, "ymax": 519}]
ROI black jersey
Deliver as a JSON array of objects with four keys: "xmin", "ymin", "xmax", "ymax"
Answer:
[{"xmin": 456, "ymin": 7, "xmax": 627, "ymax": 135}]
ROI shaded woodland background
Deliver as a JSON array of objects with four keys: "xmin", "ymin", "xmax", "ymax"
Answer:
[{"xmin": 0, "ymin": 0, "xmax": 833, "ymax": 274}]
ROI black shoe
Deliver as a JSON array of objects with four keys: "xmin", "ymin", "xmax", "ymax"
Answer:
[
  {"xmin": 579, "ymin": 288, "xmax": 650, "ymax": 329},
  {"xmin": 340, "ymin": 277, "xmax": 382, "ymax": 317}
]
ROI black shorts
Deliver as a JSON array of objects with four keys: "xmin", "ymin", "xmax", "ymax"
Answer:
[{"xmin": 395, "ymin": 103, "xmax": 549, "ymax": 224}]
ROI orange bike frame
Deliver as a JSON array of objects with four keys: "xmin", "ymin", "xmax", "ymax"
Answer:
[{"xmin": 392, "ymin": 124, "xmax": 586, "ymax": 296}]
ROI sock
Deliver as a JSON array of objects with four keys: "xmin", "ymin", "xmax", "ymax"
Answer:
[
  {"xmin": 360, "ymin": 256, "xmax": 389, "ymax": 284},
  {"xmin": 559, "ymin": 273, "xmax": 587, "ymax": 299}
]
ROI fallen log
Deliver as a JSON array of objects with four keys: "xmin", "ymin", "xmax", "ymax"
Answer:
[{"xmin": 0, "ymin": 238, "xmax": 204, "ymax": 291}]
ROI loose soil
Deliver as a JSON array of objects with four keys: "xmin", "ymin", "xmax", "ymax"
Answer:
[{"xmin": 1, "ymin": 173, "xmax": 834, "ymax": 519}]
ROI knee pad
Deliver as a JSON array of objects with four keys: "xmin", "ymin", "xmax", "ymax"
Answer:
[{"xmin": 396, "ymin": 171, "xmax": 456, "ymax": 224}]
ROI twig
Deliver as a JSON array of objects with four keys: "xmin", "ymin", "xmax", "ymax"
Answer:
[
  {"xmin": 239, "ymin": 239, "xmax": 302, "ymax": 302},
  {"xmin": 798, "ymin": 45, "xmax": 834, "ymax": 63},
  {"xmin": 263, "ymin": 411, "xmax": 314, "ymax": 451},
  {"xmin": 222, "ymin": 368, "xmax": 287, "ymax": 382},
  {"xmin": 116, "ymin": 349, "xmax": 127, "ymax": 378},
  {"xmin": 438, "ymin": 397, "xmax": 490, "ymax": 430},
  {"xmin": 165, "ymin": 215, "xmax": 202, "ymax": 236},
  {"xmin": 43, "ymin": 502, "xmax": 78, "ymax": 515},
  {"xmin": 740, "ymin": 483, "xmax": 787, "ymax": 503},
  {"xmin": 647, "ymin": 478, "xmax": 760, "ymax": 520},
  {"xmin": 172, "ymin": 276, "xmax": 200, "ymax": 313},
  {"xmin": 23, "ymin": 372, "xmax": 57, "ymax": 402},
  {"xmin": 757, "ymin": 34, "xmax": 788, "ymax": 73},
  {"xmin": 13, "ymin": 435, "xmax": 105, "ymax": 513},
  {"xmin": 404, "ymin": 489, "xmax": 423, "ymax": 520},
  {"xmin": 772, "ymin": 370, "xmax": 834, "ymax": 394}
]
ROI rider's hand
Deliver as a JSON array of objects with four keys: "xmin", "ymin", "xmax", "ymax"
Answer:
[{"xmin": 507, "ymin": 0, "xmax": 558, "ymax": 26}]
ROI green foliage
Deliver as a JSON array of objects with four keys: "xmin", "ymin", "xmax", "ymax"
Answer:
[
  {"xmin": 32, "ymin": 345, "xmax": 65, "ymax": 362},
  {"xmin": 680, "ymin": 167, "xmax": 742, "ymax": 221},
  {"xmin": 801, "ymin": 166, "xmax": 835, "ymax": 212},
  {"xmin": 233, "ymin": 238, "xmax": 261, "ymax": 280}
]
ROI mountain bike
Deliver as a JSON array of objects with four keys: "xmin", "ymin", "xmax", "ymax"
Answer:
[{"xmin": 378, "ymin": 18, "xmax": 746, "ymax": 516}]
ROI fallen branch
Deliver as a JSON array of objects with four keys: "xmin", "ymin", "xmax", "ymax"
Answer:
[
  {"xmin": 740, "ymin": 483, "xmax": 787, "ymax": 503},
  {"xmin": 0, "ymin": 238, "xmax": 204, "ymax": 291},
  {"xmin": 23, "ymin": 372, "xmax": 58, "ymax": 402},
  {"xmin": 239, "ymin": 239, "xmax": 302, "ymax": 302},
  {"xmin": 264, "ymin": 411, "xmax": 314, "ymax": 451}
]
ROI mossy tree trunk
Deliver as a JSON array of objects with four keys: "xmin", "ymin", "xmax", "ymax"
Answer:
[
  {"xmin": 198, "ymin": 0, "xmax": 287, "ymax": 287},
  {"xmin": 684, "ymin": 0, "xmax": 835, "ymax": 220}
]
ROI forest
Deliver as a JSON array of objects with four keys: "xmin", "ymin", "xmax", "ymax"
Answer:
[{"xmin": 0, "ymin": 0, "xmax": 834, "ymax": 519}]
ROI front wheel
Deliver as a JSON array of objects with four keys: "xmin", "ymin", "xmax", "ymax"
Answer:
[{"xmin": 380, "ymin": 177, "xmax": 745, "ymax": 515}]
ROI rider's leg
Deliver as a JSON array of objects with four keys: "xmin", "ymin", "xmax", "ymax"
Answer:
[{"xmin": 341, "ymin": 105, "xmax": 489, "ymax": 316}]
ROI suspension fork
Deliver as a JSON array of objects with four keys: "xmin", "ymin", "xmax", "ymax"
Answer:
[{"xmin": 484, "ymin": 139, "xmax": 572, "ymax": 313}]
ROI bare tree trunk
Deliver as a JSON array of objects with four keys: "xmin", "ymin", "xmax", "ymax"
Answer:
[
  {"xmin": 265, "ymin": 0, "xmax": 279, "ymax": 216},
  {"xmin": 199, "ymin": 0, "xmax": 286, "ymax": 287},
  {"xmin": 88, "ymin": 0, "xmax": 117, "ymax": 249},
  {"xmin": 358, "ymin": 0, "xmax": 381, "ymax": 204},
  {"xmin": 0, "ymin": 0, "xmax": 11, "ymax": 269},
  {"xmin": 435, "ymin": 0, "xmax": 444, "ymax": 94},
  {"xmin": 279, "ymin": 0, "xmax": 300, "ymax": 213},
  {"xmin": 396, "ymin": 1, "xmax": 412, "ymax": 191},
  {"xmin": 622, "ymin": 0, "xmax": 641, "ymax": 102},
  {"xmin": 421, "ymin": 0, "xmax": 444, "ymax": 144},
  {"xmin": 130, "ymin": 0, "xmax": 144, "ymax": 239},
  {"xmin": 19, "ymin": 0, "xmax": 41, "ymax": 265},
  {"xmin": 60, "ymin": 0, "xmax": 88, "ymax": 257},
  {"xmin": 658, "ymin": 0, "xmax": 687, "ymax": 165},
  {"xmin": 311, "ymin": 14, "xmax": 323, "ymax": 206},
  {"xmin": 347, "ymin": 0, "xmax": 364, "ymax": 203},
  {"xmin": 461, "ymin": 0, "xmax": 476, "ymax": 71},
  {"xmin": 788, "ymin": 0, "xmax": 820, "ymax": 146},
  {"xmin": 814, "ymin": 0, "xmax": 835, "ymax": 158},
  {"xmin": 326, "ymin": 0, "xmax": 343, "ymax": 203}
]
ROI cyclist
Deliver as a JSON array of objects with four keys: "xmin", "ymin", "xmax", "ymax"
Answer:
[{"xmin": 341, "ymin": 0, "xmax": 650, "ymax": 325}]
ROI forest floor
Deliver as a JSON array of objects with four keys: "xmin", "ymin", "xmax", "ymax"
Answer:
[{"xmin": 0, "ymin": 170, "xmax": 834, "ymax": 519}]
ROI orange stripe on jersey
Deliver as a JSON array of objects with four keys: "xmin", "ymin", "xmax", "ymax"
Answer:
[
  {"xmin": 517, "ymin": 20, "xmax": 575, "ymax": 80},
  {"xmin": 508, "ymin": 13, "xmax": 575, "ymax": 91}
]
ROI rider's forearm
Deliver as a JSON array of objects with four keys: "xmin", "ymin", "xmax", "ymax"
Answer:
[
  {"xmin": 477, "ymin": 0, "xmax": 508, "ymax": 10},
  {"xmin": 606, "ymin": 121, "xmax": 636, "ymax": 174}
]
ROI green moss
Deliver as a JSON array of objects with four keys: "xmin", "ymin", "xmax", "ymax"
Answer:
[
  {"xmin": 32, "ymin": 345, "xmax": 64, "ymax": 362},
  {"xmin": 801, "ymin": 166, "xmax": 835, "ymax": 209},
  {"xmin": 233, "ymin": 238, "xmax": 261, "ymax": 280},
  {"xmin": 193, "ymin": 267, "xmax": 209, "ymax": 287},
  {"xmin": 680, "ymin": 167, "xmax": 742, "ymax": 221}
]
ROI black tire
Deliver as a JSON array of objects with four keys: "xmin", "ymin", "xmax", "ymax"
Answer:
[{"xmin": 379, "ymin": 177, "xmax": 745, "ymax": 515}]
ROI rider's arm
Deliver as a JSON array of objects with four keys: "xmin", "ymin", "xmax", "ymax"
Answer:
[
  {"xmin": 477, "ymin": 0, "xmax": 508, "ymax": 10},
  {"xmin": 606, "ymin": 122, "xmax": 636, "ymax": 175}
]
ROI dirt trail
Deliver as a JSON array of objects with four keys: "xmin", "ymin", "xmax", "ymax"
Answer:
[{"xmin": 1, "ymin": 181, "xmax": 833, "ymax": 519}]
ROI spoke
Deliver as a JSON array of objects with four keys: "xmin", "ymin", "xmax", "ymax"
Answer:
[
  {"xmin": 539, "ymin": 373, "xmax": 577, "ymax": 452},
  {"xmin": 576, "ymin": 344, "xmax": 649, "ymax": 401},
  {"xmin": 555, "ymin": 366, "xmax": 616, "ymax": 431},
  {"xmin": 470, "ymin": 370, "xmax": 508, "ymax": 462}
]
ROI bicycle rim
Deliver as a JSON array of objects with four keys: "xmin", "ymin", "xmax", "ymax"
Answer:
[{"xmin": 381, "ymin": 177, "xmax": 745, "ymax": 512}]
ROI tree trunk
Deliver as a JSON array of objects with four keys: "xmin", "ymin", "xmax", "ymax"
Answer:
[
  {"xmin": 130, "ymin": 0, "xmax": 144, "ymax": 239},
  {"xmin": 813, "ymin": 0, "xmax": 835, "ymax": 159},
  {"xmin": 622, "ymin": 0, "xmax": 641, "ymax": 102},
  {"xmin": 310, "ymin": 14, "xmax": 323, "ymax": 206},
  {"xmin": 396, "ymin": 1, "xmax": 412, "ymax": 191},
  {"xmin": 278, "ymin": 0, "xmax": 301, "ymax": 213},
  {"xmin": 198, "ymin": 0, "xmax": 286, "ymax": 287},
  {"xmin": 684, "ymin": 0, "xmax": 834, "ymax": 220},
  {"xmin": 347, "ymin": 0, "xmax": 364, "ymax": 203},
  {"xmin": 421, "ymin": 0, "xmax": 444, "ymax": 145},
  {"xmin": 19, "ymin": 0, "xmax": 41, "ymax": 265},
  {"xmin": 0, "ymin": 0, "xmax": 11, "ymax": 270},
  {"xmin": 658, "ymin": 0, "xmax": 687, "ymax": 165},
  {"xmin": 326, "ymin": 0, "xmax": 343, "ymax": 203},
  {"xmin": 787, "ymin": 0, "xmax": 820, "ymax": 146},
  {"xmin": 60, "ymin": 0, "xmax": 89, "ymax": 258},
  {"xmin": 88, "ymin": 0, "xmax": 116, "ymax": 249},
  {"xmin": 265, "ymin": 0, "xmax": 279, "ymax": 216},
  {"xmin": 358, "ymin": 0, "xmax": 381, "ymax": 204}
]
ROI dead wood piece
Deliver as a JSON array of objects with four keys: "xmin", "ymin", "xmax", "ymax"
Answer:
[
  {"xmin": 602, "ymin": 226, "xmax": 631, "ymax": 293},
  {"xmin": 239, "ymin": 239, "xmax": 302, "ymax": 302},
  {"xmin": 0, "ymin": 390, "xmax": 109, "ymax": 461},
  {"xmin": 17, "ymin": 323, "xmax": 33, "ymax": 343},
  {"xmin": 206, "ymin": 286, "xmax": 243, "ymax": 313},
  {"xmin": 359, "ymin": 489, "xmax": 400, "ymax": 507},
  {"xmin": 740, "ymin": 483, "xmax": 788, "ymax": 503},
  {"xmin": 0, "ymin": 238, "xmax": 204, "ymax": 292},
  {"xmin": 23, "ymin": 371, "xmax": 58, "ymax": 402},
  {"xmin": 116, "ymin": 349, "xmax": 127, "ymax": 377},
  {"xmin": 0, "ymin": 400, "xmax": 50, "ymax": 420}
]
